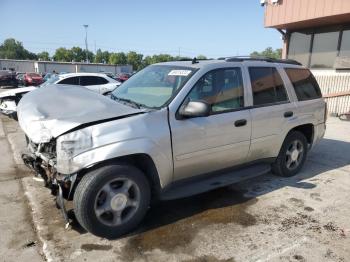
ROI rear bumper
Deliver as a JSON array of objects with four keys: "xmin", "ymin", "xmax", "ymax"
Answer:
[{"xmin": 312, "ymin": 122, "xmax": 326, "ymax": 147}]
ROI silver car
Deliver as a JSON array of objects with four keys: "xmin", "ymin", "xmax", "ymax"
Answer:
[
  {"xmin": 0, "ymin": 72, "xmax": 121, "ymax": 119},
  {"xmin": 17, "ymin": 57, "xmax": 326, "ymax": 238}
]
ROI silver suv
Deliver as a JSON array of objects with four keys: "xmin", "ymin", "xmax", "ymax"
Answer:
[{"xmin": 18, "ymin": 57, "xmax": 326, "ymax": 238}]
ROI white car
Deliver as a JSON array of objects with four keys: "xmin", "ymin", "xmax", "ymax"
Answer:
[{"xmin": 0, "ymin": 73, "xmax": 121, "ymax": 119}]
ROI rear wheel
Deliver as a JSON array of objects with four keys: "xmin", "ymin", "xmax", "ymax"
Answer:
[
  {"xmin": 73, "ymin": 164, "xmax": 150, "ymax": 238},
  {"xmin": 272, "ymin": 131, "xmax": 308, "ymax": 177}
]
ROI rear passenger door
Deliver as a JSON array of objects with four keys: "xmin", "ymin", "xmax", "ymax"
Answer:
[
  {"xmin": 79, "ymin": 76, "xmax": 109, "ymax": 94},
  {"xmin": 284, "ymin": 68, "xmax": 325, "ymax": 125},
  {"xmin": 247, "ymin": 66, "xmax": 296, "ymax": 161}
]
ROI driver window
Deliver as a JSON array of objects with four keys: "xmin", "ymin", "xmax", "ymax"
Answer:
[{"xmin": 187, "ymin": 68, "xmax": 244, "ymax": 113}]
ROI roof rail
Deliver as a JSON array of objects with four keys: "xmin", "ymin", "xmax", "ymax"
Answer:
[{"xmin": 219, "ymin": 56, "xmax": 302, "ymax": 66}]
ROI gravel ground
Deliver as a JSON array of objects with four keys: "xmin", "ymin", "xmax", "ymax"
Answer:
[{"xmin": 1, "ymin": 115, "xmax": 350, "ymax": 262}]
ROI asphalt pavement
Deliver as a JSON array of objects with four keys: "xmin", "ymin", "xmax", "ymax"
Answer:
[{"xmin": 0, "ymin": 113, "xmax": 350, "ymax": 262}]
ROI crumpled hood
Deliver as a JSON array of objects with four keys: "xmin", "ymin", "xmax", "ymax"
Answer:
[
  {"xmin": 0, "ymin": 86, "xmax": 37, "ymax": 98},
  {"xmin": 17, "ymin": 84, "xmax": 146, "ymax": 143}
]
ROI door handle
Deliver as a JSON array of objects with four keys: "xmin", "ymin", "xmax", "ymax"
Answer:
[
  {"xmin": 284, "ymin": 111, "xmax": 294, "ymax": 118},
  {"xmin": 234, "ymin": 119, "xmax": 247, "ymax": 127}
]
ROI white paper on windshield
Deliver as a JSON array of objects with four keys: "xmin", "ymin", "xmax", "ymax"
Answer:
[{"xmin": 168, "ymin": 70, "xmax": 192, "ymax": 76}]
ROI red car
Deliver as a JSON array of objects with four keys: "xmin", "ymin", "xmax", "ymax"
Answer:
[
  {"xmin": 116, "ymin": 73, "xmax": 131, "ymax": 82},
  {"xmin": 24, "ymin": 73, "xmax": 43, "ymax": 86}
]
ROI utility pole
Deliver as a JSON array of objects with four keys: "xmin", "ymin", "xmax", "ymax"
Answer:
[{"xmin": 83, "ymin": 25, "xmax": 89, "ymax": 63}]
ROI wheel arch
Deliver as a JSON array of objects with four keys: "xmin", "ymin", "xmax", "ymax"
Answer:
[
  {"xmin": 288, "ymin": 123, "xmax": 314, "ymax": 146},
  {"xmin": 75, "ymin": 153, "xmax": 162, "ymax": 200}
]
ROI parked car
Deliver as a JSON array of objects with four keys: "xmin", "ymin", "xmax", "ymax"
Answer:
[
  {"xmin": 116, "ymin": 73, "xmax": 131, "ymax": 82},
  {"xmin": 42, "ymin": 73, "xmax": 54, "ymax": 82},
  {"xmin": 18, "ymin": 57, "xmax": 326, "ymax": 238},
  {"xmin": 0, "ymin": 73, "xmax": 121, "ymax": 119},
  {"xmin": 16, "ymin": 73, "xmax": 25, "ymax": 86},
  {"xmin": 0, "ymin": 70, "xmax": 18, "ymax": 88},
  {"xmin": 23, "ymin": 72, "xmax": 43, "ymax": 86}
]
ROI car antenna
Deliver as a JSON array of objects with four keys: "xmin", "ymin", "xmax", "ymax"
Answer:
[{"xmin": 192, "ymin": 57, "xmax": 199, "ymax": 64}]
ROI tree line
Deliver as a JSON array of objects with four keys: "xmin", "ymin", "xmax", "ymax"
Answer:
[{"xmin": 0, "ymin": 38, "xmax": 282, "ymax": 71}]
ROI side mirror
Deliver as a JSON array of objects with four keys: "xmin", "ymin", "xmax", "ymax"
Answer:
[{"xmin": 179, "ymin": 101, "xmax": 210, "ymax": 118}]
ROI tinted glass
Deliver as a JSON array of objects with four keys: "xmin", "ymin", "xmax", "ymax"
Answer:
[
  {"xmin": 58, "ymin": 77, "xmax": 79, "ymax": 85},
  {"xmin": 80, "ymin": 76, "xmax": 108, "ymax": 86},
  {"xmin": 249, "ymin": 67, "xmax": 288, "ymax": 106},
  {"xmin": 288, "ymin": 32, "xmax": 312, "ymax": 66},
  {"xmin": 310, "ymin": 31, "xmax": 339, "ymax": 68},
  {"xmin": 339, "ymin": 30, "xmax": 350, "ymax": 57},
  {"xmin": 285, "ymin": 68, "xmax": 322, "ymax": 101},
  {"xmin": 188, "ymin": 68, "xmax": 244, "ymax": 112}
]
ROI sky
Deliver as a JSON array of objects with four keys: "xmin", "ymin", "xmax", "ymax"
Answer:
[{"xmin": 0, "ymin": 0, "xmax": 282, "ymax": 58}]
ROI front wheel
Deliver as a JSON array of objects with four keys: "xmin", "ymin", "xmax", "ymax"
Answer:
[
  {"xmin": 272, "ymin": 131, "xmax": 308, "ymax": 177},
  {"xmin": 73, "ymin": 164, "xmax": 150, "ymax": 238}
]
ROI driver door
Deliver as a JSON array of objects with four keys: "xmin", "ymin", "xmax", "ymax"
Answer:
[{"xmin": 169, "ymin": 67, "xmax": 252, "ymax": 181}]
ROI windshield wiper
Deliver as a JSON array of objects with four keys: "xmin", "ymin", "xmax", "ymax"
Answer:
[{"xmin": 111, "ymin": 95, "xmax": 146, "ymax": 109}]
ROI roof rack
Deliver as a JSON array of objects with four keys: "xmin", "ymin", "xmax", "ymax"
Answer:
[{"xmin": 218, "ymin": 56, "xmax": 302, "ymax": 66}]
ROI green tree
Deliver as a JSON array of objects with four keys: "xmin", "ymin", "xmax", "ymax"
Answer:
[
  {"xmin": 37, "ymin": 51, "xmax": 50, "ymax": 61},
  {"xmin": 151, "ymin": 54, "xmax": 174, "ymax": 63},
  {"xmin": 126, "ymin": 51, "xmax": 143, "ymax": 71},
  {"xmin": 197, "ymin": 55, "xmax": 207, "ymax": 60},
  {"xmin": 53, "ymin": 47, "xmax": 73, "ymax": 62},
  {"xmin": 0, "ymin": 38, "xmax": 37, "ymax": 60},
  {"xmin": 250, "ymin": 47, "xmax": 282, "ymax": 59},
  {"xmin": 71, "ymin": 46, "xmax": 85, "ymax": 62},
  {"xmin": 94, "ymin": 49, "xmax": 110, "ymax": 63},
  {"xmin": 109, "ymin": 52, "xmax": 127, "ymax": 65}
]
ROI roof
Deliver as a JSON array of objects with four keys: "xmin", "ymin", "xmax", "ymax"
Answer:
[
  {"xmin": 154, "ymin": 58, "xmax": 304, "ymax": 69},
  {"xmin": 264, "ymin": 0, "xmax": 350, "ymax": 30},
  {"xmin": 59, "ymin": 72, "xmax": 110, "ymax": 78}
]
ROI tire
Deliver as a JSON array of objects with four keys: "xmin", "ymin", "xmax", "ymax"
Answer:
[
  {"xmin": 272, "ymin": 131, "xmax": 308, "ymax": 177},
  {"xmin": 73, "ymin": 164, "xmax": 150, "ymax": 239}
]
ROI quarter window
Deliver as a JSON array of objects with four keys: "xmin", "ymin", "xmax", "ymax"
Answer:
[
  {"xmin": 80, "ymin": 76, "xmax": 108, "ymax": 86},
  {"xmin": 249, "ymin": 67, "xmax": 288, "ymax": 106},
  {"xmin": 58, "ymin": 77, "xmax": 79, "ymax": 85},
  {"xmin": 285, "ymin": 68, "xmax": 322, "ymax": 101},
  {"xmin": 187, "ymin": 68, "xmax": 244, "ymax": 113}
]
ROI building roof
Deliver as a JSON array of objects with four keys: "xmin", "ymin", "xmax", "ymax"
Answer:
[{"xmin": 264, "ymin": 0, "xmax": 350, "ymax": 30}]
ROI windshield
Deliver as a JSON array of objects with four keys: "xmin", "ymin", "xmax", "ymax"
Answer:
[
  {"xmin": 111, "ymin": 65, "xmax": 195, "ymax": 108},
  {"xmin": 40, "ymin": 74, "xmax": 59, "ymax": 87}
]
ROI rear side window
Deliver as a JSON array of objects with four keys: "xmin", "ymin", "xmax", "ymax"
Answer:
[
  {"xmin": 249, "ymin": 67, "xmax": 288, "ymax": 106},
  {"xmin": 80, "ymin": 76, "xmax": 108, "ymax": 86},
  {"xmin": 58, "ymin": 77, "xmax": 79, "ymax": 85},
  {"xmin": 285, "ymin": 68, "xmax": 322, "ymax": 101}
]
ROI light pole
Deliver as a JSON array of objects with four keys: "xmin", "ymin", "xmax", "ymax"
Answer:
[{"xmin": 83, "ymin": 25, "xmax": 89, "ymax": 63}]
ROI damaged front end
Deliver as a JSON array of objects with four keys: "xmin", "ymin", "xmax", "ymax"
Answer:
[{"xmin": 22, "ymin": 138, "xmax": 78, "ymax": 226}]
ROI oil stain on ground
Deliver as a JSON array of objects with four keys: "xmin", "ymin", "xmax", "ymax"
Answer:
[
  {"xmin": 183, "ymin": 255, "xmax": 236, "ymax": 262},
  {"xmin": 81, "ymin": 244, "xmax": 112, "ymax": 251},
  {"xmin": 121, "ymin": 187, "xmax": 258, "ymax": 260}
]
